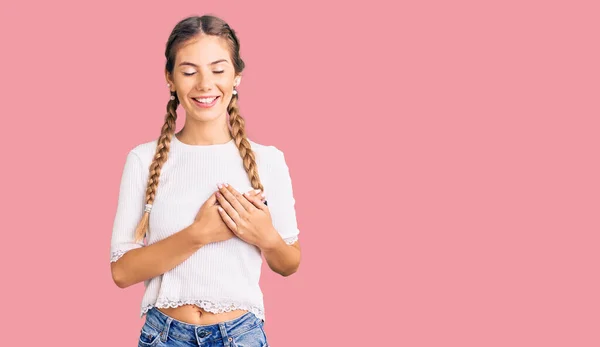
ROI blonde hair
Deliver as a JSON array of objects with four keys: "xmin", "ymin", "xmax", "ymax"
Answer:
[{"xmin": 133, "ymin": 15, "xmax": 263, "ymax": 242}]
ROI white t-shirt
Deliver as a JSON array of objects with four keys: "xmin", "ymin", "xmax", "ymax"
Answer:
[{"xmin": 110, "ymin": 135, "xmax": 300, "ymax": 321}]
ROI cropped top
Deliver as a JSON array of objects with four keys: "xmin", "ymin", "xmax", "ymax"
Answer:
[{"xmin": 109, "ymin": 135, "xmax": 300, "ymax": 321}]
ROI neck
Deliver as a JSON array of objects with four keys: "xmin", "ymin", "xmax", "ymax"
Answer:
[{"xmin": 176, "ymin": 119, "xmax": 232, "ymax": 146}]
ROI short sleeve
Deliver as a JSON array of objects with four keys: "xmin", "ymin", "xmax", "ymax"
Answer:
[
  {"xmin": 266, "ymin": 148, "xmax": 300, "ymax": 245},
  {"xmin": 110, "ymin": 150, "xmax": 146, "ymax": 262}
]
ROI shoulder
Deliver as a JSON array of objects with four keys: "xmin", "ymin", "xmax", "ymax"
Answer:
[
  {"xmin": 126, "ymin": 138, "xmax": 159, "ymax": 165},
  {"xmin": 247, "ymin": 138, "xmax": 285, "ymax": 164}
]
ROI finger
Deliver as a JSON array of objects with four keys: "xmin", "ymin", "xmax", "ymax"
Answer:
[
  {"xmin": 253, "ymin": 189, "xmax": 265, "ymax": 201},
  {"xmin": 220, "ymin": 183, "xmax": 255, "ymax": 213},
  {"xmin": 243, "ymin": 191, "xmax": 268, "ymax": 211},
  {"xmin": 217, "ymin": 206, "xmax": 238, "ymax": 233},
  {"xmin": 216, "ymin": 190, "xmax": 241, "ymax": 222},
  {"xmin": 246, "ymin": 189, "xmax": 266, "ymax": 202},
  {"xmin": 255, "ymin": 189, "xmax": 267, "ymax": 202},
  {"xmin": 225, "ymin": 184, "xmax": 256, "ymax": 211},
  {"xmin": 206, "ymin": 192, "xmax": 218, "ymax": 205},
  {"xmin": 217, "ymin": 184, "xmax": 246, "ymax": 215}
]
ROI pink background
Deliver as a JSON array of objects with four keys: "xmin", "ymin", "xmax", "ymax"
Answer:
[{"xmin": 2, "ymin": 0, "xmax": 599, "ymax": 346}]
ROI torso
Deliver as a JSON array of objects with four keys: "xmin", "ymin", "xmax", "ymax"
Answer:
[
  {"xmin": 158, "ymin": 305, "xmax": 248, "ymax": 325},
  {"xmin": 136, "ymin": 137, "xmax": 269, "ymax": 326}
]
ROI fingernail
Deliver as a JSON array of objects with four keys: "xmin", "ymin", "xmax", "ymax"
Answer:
[
  {"xmin": 224, "ymin": 183, "xmax": 229, "ymax": 187},
  {"xmin": 254, "ymin": 189, "xmax": 261, "ymax": 194},
  {"xmin": 217, "ymin": 183, "xmax": 223, "ymax": 189}
]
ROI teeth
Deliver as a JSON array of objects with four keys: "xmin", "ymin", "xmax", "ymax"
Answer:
[{"xmin": 194, "ymin": 97, "xmax": 217, "ymax": 103}]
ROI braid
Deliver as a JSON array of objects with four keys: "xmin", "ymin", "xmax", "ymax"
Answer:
[
  {"xmin": 133, "ymin": 93, "xmax": 179, "ymax": 242},
  {"xmin": 228, "ymin": 94, "xmax": 264, "ymax": 192}
]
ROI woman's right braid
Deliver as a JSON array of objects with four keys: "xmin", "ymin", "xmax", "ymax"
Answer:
[{"xmin": 133, "ymin": 94, "xmax": 179, "ymax": 242}]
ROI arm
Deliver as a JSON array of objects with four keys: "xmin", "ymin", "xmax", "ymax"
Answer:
[
  {"xmin": 263, "ymin": 147, "xmax": 302, "ymax": 276},
  {"xmin": 216, "ymin": 183, "xmax": 302, "ymax": 277},
  {"xmin": 261, "ymin": 238, "xmax": 301, "ymax": 277},
  {"xmin": 215, "ymin": 147, "xmax": 303, "ymax": 276},
  {"xmin": 111, "ymin": 226, "xmax": 204, "ymax": 288},
  {"xmin": 109, "ymin": 149, "xmax": 203, "ymax": 288}
]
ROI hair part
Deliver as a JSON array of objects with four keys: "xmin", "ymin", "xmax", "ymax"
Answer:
[{"xmin": 134, "ymin": 15, "xmax": 263, "ymax": 242}]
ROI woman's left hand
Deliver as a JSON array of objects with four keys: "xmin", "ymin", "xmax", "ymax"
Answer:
[{"xmin": 215, "ymin": 183, "xmax": 280, "ymax": 250}]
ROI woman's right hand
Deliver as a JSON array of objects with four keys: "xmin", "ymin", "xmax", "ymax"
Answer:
[{"xmin": 189, "ymin": 189, "xmax": 265, "ymax": 246}]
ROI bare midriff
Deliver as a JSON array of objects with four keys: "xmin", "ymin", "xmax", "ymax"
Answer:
[{"xmin": 157, "ymin": 305, "xmax": 248, "ymax": 325}]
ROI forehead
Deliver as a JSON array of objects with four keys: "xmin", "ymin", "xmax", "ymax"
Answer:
[{"xmin": 176, "ymin": 35, "xmax": 231, "ymax": 65}]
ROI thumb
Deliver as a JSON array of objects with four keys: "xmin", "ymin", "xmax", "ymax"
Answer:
[{"xmin": 205, "ymin": 192, "xmax": 218, "ymax": 206}]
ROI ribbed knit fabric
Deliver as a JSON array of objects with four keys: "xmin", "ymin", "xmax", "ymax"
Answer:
[{"xmin": 109, "ymin": 135, "xmax": 300, "ymax": 321}]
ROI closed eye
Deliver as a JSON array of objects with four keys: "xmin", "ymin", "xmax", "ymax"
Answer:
[{"xmin": 183, "ymin": 71, "xmax": 225, "ymax": 76}]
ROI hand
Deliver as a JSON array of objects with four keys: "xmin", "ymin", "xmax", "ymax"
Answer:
[
  {"xmin": 189, "ymin": 188, "xmax": 266, "ymax": 246},
  {"xmin": 216, "ymin": 188, "xmax": 266, "ymax": 206},
  {"xmin": 215, "ymin": 183, "xmax": 280, "ymax": 250}
]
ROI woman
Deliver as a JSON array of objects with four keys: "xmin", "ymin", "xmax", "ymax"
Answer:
[{"xmin": 109, "ymin": 15, "xmax": 302, "ymax": 347}]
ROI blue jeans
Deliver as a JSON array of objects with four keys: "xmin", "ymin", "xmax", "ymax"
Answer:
[{"xmin": 138, "ymin": 307, "xmax": 269, "ymax": 347}]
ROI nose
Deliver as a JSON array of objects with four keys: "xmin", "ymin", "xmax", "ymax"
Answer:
[{"xmin": 195, "ymin": 74, "xmax": 214, "ymax": 91}]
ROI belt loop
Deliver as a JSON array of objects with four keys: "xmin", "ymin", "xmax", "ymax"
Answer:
[
  {"xmin": 219, "ymin": 322, "xmax": 231, "ymax": 346},
  {"xmin": 160, "ymin": 316, "xmax": 173, "ymax": 343}
]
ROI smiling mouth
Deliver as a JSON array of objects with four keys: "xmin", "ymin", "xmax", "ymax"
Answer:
[
  {"xmin": 191, "ymin": 96, "xmax": 220, "ymax": 108},
  {"xmin": 192, "ymin": 96, "xmax": 219, "ymax": 104}
]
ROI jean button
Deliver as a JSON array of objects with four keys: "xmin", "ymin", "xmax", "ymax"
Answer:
[
  {"xmin": 228, "ymin": 337, "xmax": 233, "ymax": 342},
  {"xmin": 198, "ymin": 330, "xmax": 209, "ymax": 338}
]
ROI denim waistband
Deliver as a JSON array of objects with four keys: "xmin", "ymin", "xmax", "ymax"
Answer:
[{"xmin": 144, "ymin": 307, "xmax": 263, "ymax": 344}]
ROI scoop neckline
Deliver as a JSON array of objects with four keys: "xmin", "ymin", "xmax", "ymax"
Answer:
[{"xmin": 172, "ymin": 134, "xmax": 235, "ymax": 149}]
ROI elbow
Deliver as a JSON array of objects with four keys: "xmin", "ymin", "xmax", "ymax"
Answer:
[
  {"xmin": 113, "ymin": 277, "xmax": 129, "ymax": 289},
  {"xmin": 280, "ymin": 263, "xmax": 300, "ymax": 277},
  {"xmin": 111, "ymin": 261, "xmax": 130, "ymax": 289}
]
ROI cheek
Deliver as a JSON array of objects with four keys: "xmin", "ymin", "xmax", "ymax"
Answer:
[
  {"xmin": 217, "ymin": 82, "xmax": 234, "ymax": 95},
  {"xmin": 171, "ymin": 85, "xmax": 190, "ymax": 99},
  {"xmin": 216, "ymin": 73, "xmax": 236, "ymax": 91},
  {"xmin": 177, "ymin": 80, "xmax": 196, "ymax": 94}
]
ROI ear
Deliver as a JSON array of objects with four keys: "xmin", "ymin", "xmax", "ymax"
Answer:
[
  {"xmin": 234, "ymin": 75, "xmax": 242, "ymax": 87},
  {"xmin": 165, "ymin": 70, "xmax": 175, "ymax": 91}
]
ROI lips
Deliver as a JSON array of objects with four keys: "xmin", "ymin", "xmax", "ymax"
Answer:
[
  {"xmin": 192, "ymin": 96, "xmax": 219, "ymax": 102},
  {"xmin": 191, "ymin": 96, "xmax": 220, "ymax": 108}
]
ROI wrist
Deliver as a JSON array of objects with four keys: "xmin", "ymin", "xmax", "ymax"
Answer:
[
  {"xmin": 260, "ymin": 229, "xmax": 285, "ymax": 252},
  {"xmin": 185, "ymin": 221, "xmax": 206, "ymax": 248}
]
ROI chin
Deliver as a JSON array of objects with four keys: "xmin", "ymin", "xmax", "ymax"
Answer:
[{"xmin": 187, "ymin": 109, "xmax": 226, "ymax": 122}]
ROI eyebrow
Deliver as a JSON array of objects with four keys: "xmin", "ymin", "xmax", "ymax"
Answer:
[{"xmin": 178, "ymin": 59, "xmax": 228, "ymax": 67}]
